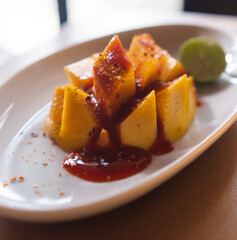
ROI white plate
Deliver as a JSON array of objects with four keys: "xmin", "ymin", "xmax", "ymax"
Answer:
[{"xmin": 0, "ymin": 24, "xmax": 236, "ymax": 222}]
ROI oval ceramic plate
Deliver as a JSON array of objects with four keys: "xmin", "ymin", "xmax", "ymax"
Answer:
[{"xmin": 0, "ymin": 24, "xmax": 236, "ymax": 222}]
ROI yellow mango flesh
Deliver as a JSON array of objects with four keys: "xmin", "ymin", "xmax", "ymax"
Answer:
[
  {"xmin": 93, "ymin": 35, "xmax": 136, "ymax": 117},
  {"xmin": 96, "ymin": 129, "xmax": 111, "ymax": 147},
  {"xmin": 187, "ymin": 76, "xmax": 197, "ymax": 126},
  {"xmin": 44, "ymin": 86, "xmax": 64, "ymax": 141},
  {"xmin": 58, "ymin": 85, "xmax": 100, "ymax": 152},
  {"xmin": 159, "ymin": 55, "xmax": 186, "ymax": 82},
  {"xmin": 64, "ymin": 54, "xmax": 98, "ymax": 90},
  {"xmin": 118, "ymin": 90, "xmax": 157, "ymax": 150},
  {"xmin": 127, "ymin": 34, "xmax": 162, "ymax": 90},
  {"xmin": 156, "ymin": 74, "xmax": 196, "ymax": 142},
  {"xmin": 127, "ymin": 34, "xmax": 185, "ymax": 88}
]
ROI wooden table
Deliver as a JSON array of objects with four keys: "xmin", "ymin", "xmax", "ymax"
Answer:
[{"xmin": 0, "ymin": 12, "xmax": 237, "ymax": 240}]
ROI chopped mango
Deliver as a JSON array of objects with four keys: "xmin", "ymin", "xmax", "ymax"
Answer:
[
  {"xmin": 127, "ymin": 33, "xmax": 185, "ymax": 89},
  {"xmin": 93, "ymin": 35, "xmax": 136, "ymax": 117},
  {"xmin": 58, "ymin": 85, "xmax": 100, "ymax": 152},
  {"xmin": 44, "ymin": 85, "xmax": 64, "ymax": 141},
  {"xmin": 64, "ymin": 54, "xmax": 98, "ymax": 90},
  {"xmin": 156, "ymin": 74, "xmax": 196, "ymax": 142},
  {"xmin": 96, "ymin": 129, "xmax": 111, "ymax": 147},
  {"xmin": 118, "ymin": 90, "xmax": 157, "ymax": 150},
  {"xmin": 159, "ymin": 55, "xmax": 186, "ymax": 82},
  {"xmin": 46, "ymin": 33, "xmax": 197, "ymax": 158},
  {"xmin": 187, "ymin": 76, "xmax": 197, "ymax": 126},
  {"xmin": 127, "ymin": 34, "xmax": 162, "ymax": 90}
]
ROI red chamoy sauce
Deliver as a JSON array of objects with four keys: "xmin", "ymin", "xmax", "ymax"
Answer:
[
  {"xmin": 150, "ymin": 121, "xmax": 174, "ymax": 155},
  {"xmin": 63, "ymin": 147, "xmax": 151, "ymax": 182},
  {"xmin": 197, "ymin": 100, "xmax": 204, "ymax": 107}
]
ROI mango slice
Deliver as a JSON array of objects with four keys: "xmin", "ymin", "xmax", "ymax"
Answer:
[
  {"xmin": 156, "ymin": 74, "xmax": 196, "ymax": 142},
  {"xmin": 44, "ymin": 86, "xmax": 65, "ymax": 141},
  {"xmin": 93, "ymin": 35, "xmax": 136, "ymax": 117},
  {"xmin": 127, "ymin": 33, "xmax": 185, "ymax": 89},
  {"xmin": 127, "ymin": 34, "xmax": 162, "ymax": 90},
  {"xmin": 118, "ymin": 90, "xmax": 157, "ymax": 150},
  {"xmin": 96, "ymin": 129, "xmax": 111, "ymax": 148},
  {"xmin": 64, "ymin": 54, "xmax": 98, "ymax": 90},
  {"xmin": 58, "ymin": 85, "xmax": 100, "ymax": 152},
  {"xmin": 159, "ymin": 55, "xmax": 186, "ymax": 82},
  {"xmin": 187, "ymin": 76, "xmax": 197, "ymax": 126}
]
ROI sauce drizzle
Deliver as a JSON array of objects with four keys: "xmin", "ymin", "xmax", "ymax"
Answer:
[{"xmin": 63, "ymin": 147, "xmax": 151, "ymax": 182}]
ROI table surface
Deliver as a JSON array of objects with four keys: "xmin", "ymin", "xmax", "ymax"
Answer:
[{"xmin": 0, "ymin": 11, "xmax": 237, "ymax": 240}]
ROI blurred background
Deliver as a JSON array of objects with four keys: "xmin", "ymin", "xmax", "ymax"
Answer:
[{"xmin": 0, "ymin": 0, "xmax": 236, "ymax": 66}]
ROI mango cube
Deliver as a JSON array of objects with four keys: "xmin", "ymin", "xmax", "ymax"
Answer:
[
  {"xmin": 127, "ymin": 34, "xmax": 162, "ymax": 90},
  {"xmin": 96, "ymin": 129, "xmax": 111, "ymax": 148},
  {"xmin": 64, "ymin": 54, "xmax": 98, "ymax": 90},
  {"xmin": 44, "ymin": 86, "xmax": 65, "ymax": 141},
  {"xmin": 127, "ymin": 33, "xmax": 185, "ymax": 89},
  {"xmin": 118, "ymin": 90, "xmax": 157, "ymax": 150},
  {"xmin": 156, "ymin": 74, "xmax": 196, "ymax": 142},
  {"xmin": 187, "ymin": 76, "xmax": 197, "ymax": 126},
  {"xmin": 93, "ymin": 35, "xmax": 136, "ymax": 117},
  {"xmin": 159, "ymin": 55, "xmax": 186, "ymax": 82},
  {"xmin": 58, "ymin": 85, "xmax": 100, "ymax": 152}
]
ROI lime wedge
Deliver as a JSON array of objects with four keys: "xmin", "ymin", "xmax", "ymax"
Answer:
[{"xmin": 179, "ymin": 37, "xmax": 226, "ymax": 82}]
